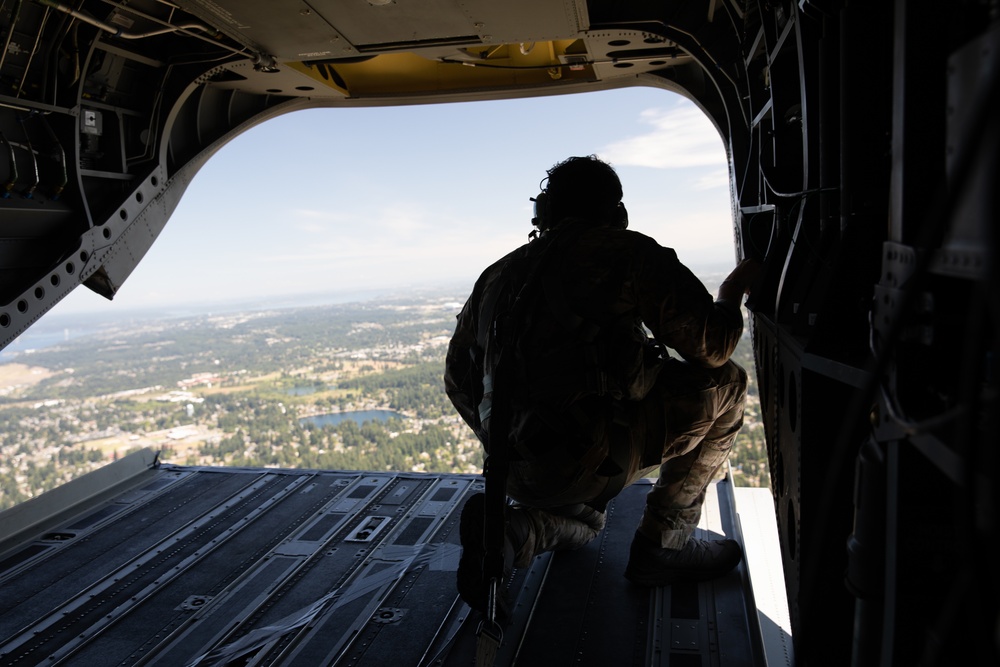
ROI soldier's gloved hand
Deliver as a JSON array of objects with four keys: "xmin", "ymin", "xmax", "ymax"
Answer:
[{"xmin": 718, "ymin": 258, "xmax": 762, "ymax": 304}]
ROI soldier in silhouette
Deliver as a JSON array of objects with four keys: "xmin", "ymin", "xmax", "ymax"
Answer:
[{"xmin": 445, "ymin": 155, "xmax": 759, "ymax": 611}]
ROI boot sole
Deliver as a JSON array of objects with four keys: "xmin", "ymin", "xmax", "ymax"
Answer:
[{"xmin": 624, "ymin": 538, "xmax": 742, "ymax": 587}]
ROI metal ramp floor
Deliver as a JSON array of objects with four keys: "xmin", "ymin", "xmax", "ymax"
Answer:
[{"xmin": 0, "ymin": 452, "xmax": 790, "ymax": 666}]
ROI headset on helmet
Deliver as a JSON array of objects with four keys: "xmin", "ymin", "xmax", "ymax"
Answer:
[
  {"xmin": 530, "ymin": 190, "xmax": 551, "ymax": 230},
  {"xmin": 530, "ymin": 189, "xmax": 628, "ymax": 232},
  {"xmin": 531, "ymin": 156, "xmax": 628, "ymax": 232}
]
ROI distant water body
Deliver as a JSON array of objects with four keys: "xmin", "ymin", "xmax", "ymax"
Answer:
[
  {"xmin": 285, "ymin": 386, "xmax": 326, "ymax": 396},
  {"xmin": 0, "ymin": 285, "xmax": 420, "ymax": 363},
  {"xmin": 300, "ymin": 410, "xmax": 404, "ymax": 428},
  {"xmin": 0, "ymin": 326, "xmax": 97, "ymax": 362}
]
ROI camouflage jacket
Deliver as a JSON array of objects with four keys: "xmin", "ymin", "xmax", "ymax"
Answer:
[{"xmin": 444, "ymin": 221, "xmax": 744, "ymax": 461}]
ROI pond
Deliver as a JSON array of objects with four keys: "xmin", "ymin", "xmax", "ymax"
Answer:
[
  {"xmin": 300, "ymin": 409, "xmax": 405, "ymax": 428},
  {"xmin": 284, "ymin": 385, "xmax": 327, "ymax": 396}
]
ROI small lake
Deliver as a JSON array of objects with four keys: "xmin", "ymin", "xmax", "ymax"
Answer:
[
  {"xmin": 284, "ymin": 386, "xmax": 327, "ymax": 396},
  {"xmin": 300, "ymin": 410, "xmax": 405, "ymax": 428}
]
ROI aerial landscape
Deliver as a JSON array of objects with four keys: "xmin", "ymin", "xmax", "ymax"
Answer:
[{"xmin": 0, "ymin": 282, "xmax": 767, "ymax": 512}]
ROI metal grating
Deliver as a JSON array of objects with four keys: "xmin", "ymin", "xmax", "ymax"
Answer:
[{"xmin": 0, "ymin": 464, "xmax": 784, "ymax": 666}]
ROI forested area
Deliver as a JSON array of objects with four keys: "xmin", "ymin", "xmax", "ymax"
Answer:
[{"xmin": 338, "ymin": 362, "xmax": 453, "ymax": 417}]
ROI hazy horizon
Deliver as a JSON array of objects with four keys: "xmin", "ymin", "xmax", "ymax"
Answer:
[{"xmin": 1, "ymin": 263, "xmax": 735, "ymax": 362}]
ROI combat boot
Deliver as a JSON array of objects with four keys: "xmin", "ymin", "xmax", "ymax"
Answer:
[
  {"xmin": 456, "ymin": 493, "xmax": 532, "ymax": 617},
  {"xmin": 624, "ymin": 531, "xmax": 742, "ymax": 586}
]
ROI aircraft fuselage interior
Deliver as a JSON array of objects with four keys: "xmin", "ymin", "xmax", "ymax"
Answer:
[{"xmin": 0, "ymin": 1, "xmax": 996, "ymax": 665}]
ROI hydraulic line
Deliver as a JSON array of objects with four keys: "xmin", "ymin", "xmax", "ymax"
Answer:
[
  {"xmin": 15, "ymin": 1, "xmax": 51, "ymax": 96},
  {"xmin": 37, "ymin": 0, "xmax": 276, "ymax": 69},
  {"xmin": 0, "ymin": 0, "xmax": 23, "ymax": 74},
  {"xmin": 41, "ymin": 115, "xmax": 66, "ymax": 197},
  {"xmin": 0, "ymin": 132, "xmax": 18, "ymax": 196},
  {"xmin": 17, "ymin": 115, "xmax": 38, "ymax": 198},
  {"xmin": 37, "ymin": 0, "xmax": 215, "ymax": 39}
]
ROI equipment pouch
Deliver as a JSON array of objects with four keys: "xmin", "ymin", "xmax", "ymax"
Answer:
[{"xmin": 624, "ymin": 338, "xmax": 666, "ymax": 401}]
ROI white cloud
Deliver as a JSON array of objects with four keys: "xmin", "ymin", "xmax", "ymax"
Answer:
[
  {"xmin": 375, "ymin": 203, "xmax": 431, "ymax": 235},
  {"xmin": 692, "ymin": 168, "xmax": 731, "ymax": 190},
  {"xmin": 293, "ymin": 208, "xmax": 350, "ymax": 222},
  {"xmin": 289, "ymin": 203, "xmax": 432, "ymax": 239},
  {"xmin": 290, "ymin": 209, "xmax": 351, "ymax": 234},
  {"xmin": 259, "ymin": 249, "xmax": 357, "ymax": 263},
  {"xmin": 294, "ymin": 222, "xmax": 327, "ymax": 234},
  {"xmin": 602, "ymin": 103, "xmax": 726, "ymax": 169}
]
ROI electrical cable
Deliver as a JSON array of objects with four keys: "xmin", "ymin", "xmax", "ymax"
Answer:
[
  {"xmin": 39, "ymin": 0, "xmax": 274, "ymax": 69},
  {"xmin": 0, "ymin": 132, "xmax": 18, "ymax": 195},
  {"xmin": 15, "ymin": 2, "xmax": 49, "ymax": 97},
  {"xmin": 0, "ymin": 0, "xmax": 23, "ymax": 74}
]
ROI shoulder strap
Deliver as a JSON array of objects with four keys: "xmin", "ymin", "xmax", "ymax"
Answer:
[
  {"xmin": 475, "ymin": 234, "xmax": 558, "ymax": 437},
  {"xmin": 473, "ymin": 233, "xmax": 560, "ymax": 630}
]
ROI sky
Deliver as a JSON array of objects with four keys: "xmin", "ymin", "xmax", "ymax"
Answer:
[{"xmin": 47, "ymin": 85, "xmax": 736, "ymax": 319}]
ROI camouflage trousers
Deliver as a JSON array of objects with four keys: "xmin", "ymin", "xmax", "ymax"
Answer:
[{"xmin": 505, "ymin": 358, "xmax": 748, "ymax": 562}]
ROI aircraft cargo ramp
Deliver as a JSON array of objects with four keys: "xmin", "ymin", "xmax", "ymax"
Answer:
[{"xmin": 0, "ymin": 449, "xmax": 790, "ymax": 666}]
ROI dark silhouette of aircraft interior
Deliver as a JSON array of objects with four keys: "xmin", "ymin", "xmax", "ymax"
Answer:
[{"xmin": 0, "ymin": 1, "xmax": 996, "ymax": 665}]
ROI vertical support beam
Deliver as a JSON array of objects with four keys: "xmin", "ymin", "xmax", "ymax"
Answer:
[{"xmin": 889, "ymin": 0, "xmax": 946, "ymax": 244}]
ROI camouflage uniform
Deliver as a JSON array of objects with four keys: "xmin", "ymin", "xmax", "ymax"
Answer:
[{"xmin": 445, "ymin": 222, "xmax": 747, "ymax": 563}]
